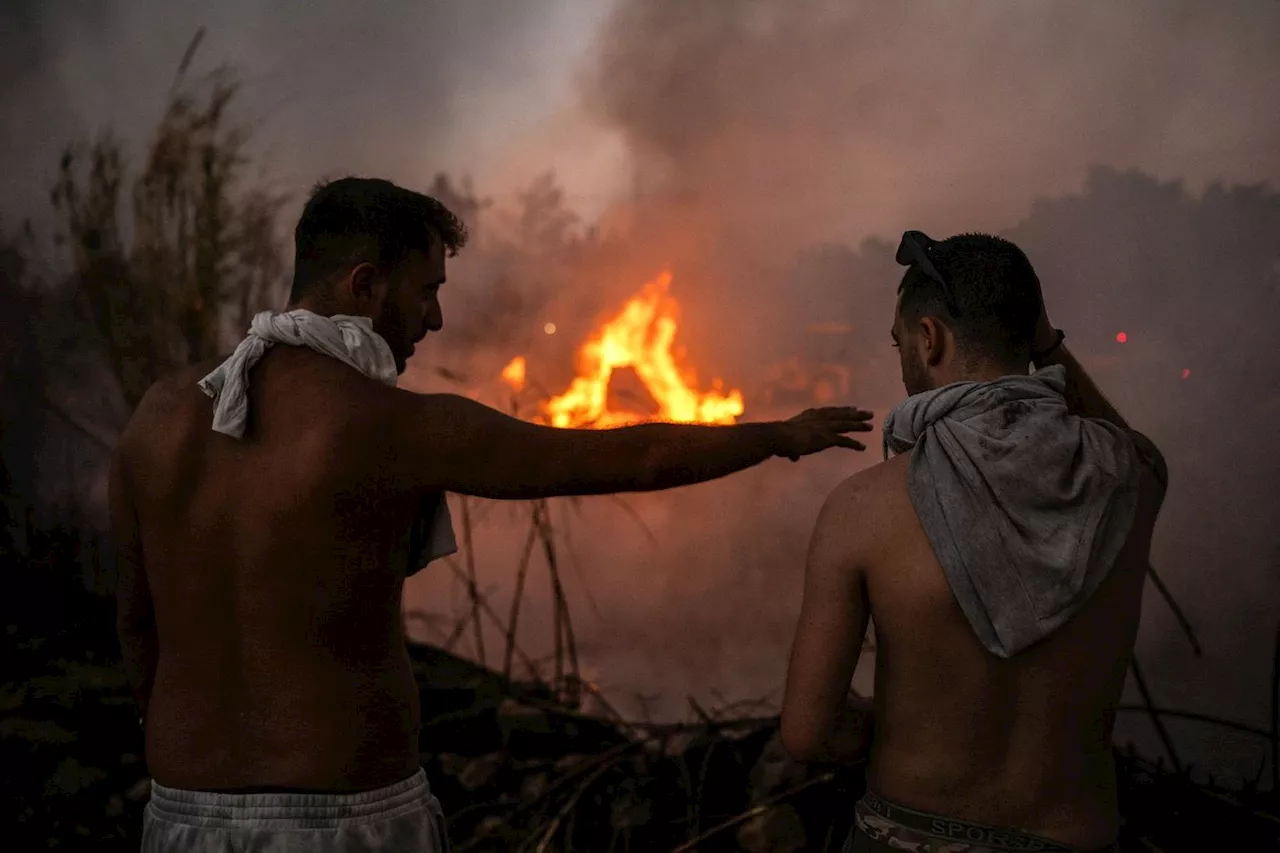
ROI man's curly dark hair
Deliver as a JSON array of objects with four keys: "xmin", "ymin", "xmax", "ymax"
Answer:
[
  {"xmin": 897, "ymin": 232, "xmax": 1044, "ymax": 366},
  {"xmin": 288, "ymin": 177, "xmax": 469, "ymax": 304}
]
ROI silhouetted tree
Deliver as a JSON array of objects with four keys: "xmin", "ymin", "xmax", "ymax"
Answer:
[{"xmin": 50, "ymin": 66, "xmax": 288, "ymax": 411}]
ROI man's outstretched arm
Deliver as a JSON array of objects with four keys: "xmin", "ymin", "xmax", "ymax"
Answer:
[
  {"xmin": 780, "ymin": 475, "xmax": 874, "ymax": 765},
  {"xmin": 389, "ymin": 393, "xmax": 874, "ymax": 501},
  {"xmin": 109, "ymin": 446, "xmax": 157, "ymax": 719}
]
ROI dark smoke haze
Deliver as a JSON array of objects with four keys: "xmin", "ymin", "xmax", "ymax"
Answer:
[{"xmin": 4, "ymin": 0, "xmax": 1279, "ymax": 787}]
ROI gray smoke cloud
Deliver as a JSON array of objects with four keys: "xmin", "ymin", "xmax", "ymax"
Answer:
[{"xmin": 588, "ymin": 0, "xmax": 1280, "ymax": 236}]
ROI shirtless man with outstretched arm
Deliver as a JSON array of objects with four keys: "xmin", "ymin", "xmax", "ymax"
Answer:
[
  {"xmin": 781, "ymin": 232, "xmax": 1166, "ymax": 852},
  {"xmin": 111, "ymin": 177, "xmax": 874, "ymax": 852}
]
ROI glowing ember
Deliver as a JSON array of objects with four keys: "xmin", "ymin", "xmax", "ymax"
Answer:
[
  {"xmin": 501, "ymin": 355, "xmax": 526, "ymax": 392},
  {"xmin": 502, "ymin": 271, "xmax": 745, "ymax": 429},
  {"xmin": 1116, "ymin": 331, "xmax": 1128, "ymax": 343}
]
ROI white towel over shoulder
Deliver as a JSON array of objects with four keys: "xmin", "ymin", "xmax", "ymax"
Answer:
[
  {"xmin": 198, "ymin": 310, "xmax": 398, "ymax": 438},
  {"xmin": 198, "ymin": 309, "xmax": 456, "ymax": 572}
]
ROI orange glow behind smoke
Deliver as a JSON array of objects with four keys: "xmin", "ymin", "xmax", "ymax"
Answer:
[
  {"xmin": 500, "ymin": 271, "xmax": 745, "ymax": 429},
  {"xmin": 501, "ymin": 355, "xmax": 527, "ymax": 391}
]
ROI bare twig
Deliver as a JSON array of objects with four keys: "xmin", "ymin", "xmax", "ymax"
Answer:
[
  {"xmin": 1146, "ymin": 563, "xmax": 1202, "ymax": 656},
  {"xmin": 706, "ymin": 692, "xmax": 780, "ymax": 721},
  {"xmin": 821, "ymin": 821, "xmax": 837, "ymax": 852},
  {"xmin": 550, "ymin": 504, "xmax": 606, "ymax": 622},
  {"xmin": 529, "ymin": 502, "xmax": 563, "ymax": 696},
  {"xmin": 1129, "ymin": 656, "xmax": 1184, "ymax": 775},
  {"xmin": 574, "ymin": 677, "xmax": 627, "ymax": 724},
  {"xmin": 441, "ymin": 559, "xmax": 541, "ymax": 681},
  {"xmin": 1196, "ymin": 789, "xmax": 1280, "ymax": 826},
  {"xmin": 1115, "ymin": 705, "xmax": 1276, "ymax": 741},
  {"xmin": 692, "ymin": 737, "xmax": 718, "ymax": 835},
  {"xmin": 558, "ymin": 589, "xmax": 581, "ymax": 706},
  {"xmin": 454, "ymin": 740, "xmax": 644, "ymax": 853},
  {"xmin": 441, "ymin": 614, "xmax": 470, "ymax": 653},
  {"xmin": 687, "ymin": 697, "xmax": 715, "ymax": 725},
  {"xmin": 604, "ymin": 494, "xmax": 659, "ymax": 545},
  {"xmin": 669, "ymin": 771, "xmax": 838, "ymax": 853},
  {"xmin": 534, "ymin": 500, "xmax": 580, "ymax": 706},
  {"xmin": 527, "ymin": 749, "xmax": 636, "ymax": 853},
  {"xmin": 504, "ymin": 521, "xmax": 539, "ymax": 678},
  {"xmin": 460, "ymin": 496, "xmax": 485, "ymax": 666},
  {"xmin": 173, "ymin": 27, "xmax": 206, "ymax": 91}
]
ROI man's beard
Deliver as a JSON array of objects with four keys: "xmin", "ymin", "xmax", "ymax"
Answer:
[{"xmin": 902, "ymin": 349, "xmax": 932, "ymax": 396}]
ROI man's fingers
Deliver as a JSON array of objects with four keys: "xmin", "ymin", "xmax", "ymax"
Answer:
[{"xmin": 833, "ymin": 436, "xmax": 867, "ymax": 451}]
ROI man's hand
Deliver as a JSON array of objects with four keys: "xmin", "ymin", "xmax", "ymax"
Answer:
[
  {"xmin": 775, "ymin": 407, "xmax": 875, "ymax": 461},
  {"xmin": 1032, "ymin": 300, "xmax": 1059, "ymax": 356},
  {"xmin": 1030, "ymin": 286, "xmax": 1132, "ymax": 428}
]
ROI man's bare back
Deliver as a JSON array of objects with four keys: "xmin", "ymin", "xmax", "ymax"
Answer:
[
  {"xmin": 121, "ymin": 348, "xmax": 432, "ymax": 790},
  {"xmin": 847, "ymin": 446, "xmax": 1163, "ymax": 846},
  {"xmin": 781, "ymin": 231, "xmax": 1167, "ymax": 852}
]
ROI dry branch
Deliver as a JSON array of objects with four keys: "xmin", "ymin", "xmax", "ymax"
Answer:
[
  {"xmin": 669, "ymin": 771, "xmax": 837, "ymax": 853},
  {"xmin": 1130, "ymin": 656, "xmax": 1184, "ymax": 775},
  {"xmin": 503, "ymin": 522, "xmax": 540, "ymax": 678},
  {"xmin": 1146, "ymin": 563, "xmax": 1202, "ymax": 656}
]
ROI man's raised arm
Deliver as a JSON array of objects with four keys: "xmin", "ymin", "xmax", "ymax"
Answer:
[
  {"xmin": 1033, "ymin": 305, "xmax": 1168, "ymax": 489},
  {"xmin": 387, "ymin": 392, "xmax": 874, "ymax": 501}
]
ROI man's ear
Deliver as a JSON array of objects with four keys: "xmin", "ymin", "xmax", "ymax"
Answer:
[
  {"xmin": 919, "ymin": 316, "xmax": 947, "ymax": 367},
  {"xmin": 345, "ymin": 262, "xmax": 389, "ymax": 317}
]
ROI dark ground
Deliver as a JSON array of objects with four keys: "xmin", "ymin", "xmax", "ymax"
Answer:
[{"xmin": 4, "ymin": 522, "xmax": 1280, "ymax": 852}]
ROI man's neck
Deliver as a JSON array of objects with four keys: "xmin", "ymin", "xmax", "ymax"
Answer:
[
  {"xmin": 936, "ymin": 360, "xmax": 1027, "ymax": 388},
  {"xmin": 288, "ymin": 297, "xmax": 352, "ymax": 317}
]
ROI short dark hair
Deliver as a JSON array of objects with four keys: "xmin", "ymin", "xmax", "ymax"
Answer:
[
  {"xmin": 288, "ymin": 177, "xmax": 468, "ymax": 303},
  {"xmin": 897, "ymin": 232, "xmax": 1042, "ymax": 365}
]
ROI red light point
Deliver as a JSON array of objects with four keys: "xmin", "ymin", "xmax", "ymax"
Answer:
[
  {"xmin": 1116, "ymin": 332, "xmax": 1128, "ymax": 343},
  {"xmin": 1181, "ymin": 368, "xmax": 1191, "ymax": 380}
]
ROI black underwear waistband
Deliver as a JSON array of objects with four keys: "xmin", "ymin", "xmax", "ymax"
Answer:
[{"xmin": 856, "ymin": 789, "xmax": 1115, "ymax": 852}]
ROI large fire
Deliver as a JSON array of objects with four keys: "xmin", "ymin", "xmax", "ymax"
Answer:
[{"xmin": 501, "ymin": 271, "xmax": 745, "ymax": 428}]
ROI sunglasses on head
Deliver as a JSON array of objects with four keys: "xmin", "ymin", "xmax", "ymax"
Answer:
[{"xmin": 895, "ymin": 230, "xmax": 961, "ymax": 317}]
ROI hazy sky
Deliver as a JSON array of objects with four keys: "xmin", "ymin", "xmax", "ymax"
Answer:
[
  {"xmin": 5, "ymin": 1, "xmax": 1277, "ymax": 241},
  {"xmin": 0, "ymin": 0, "xmax": 626, "ymax": 230}
]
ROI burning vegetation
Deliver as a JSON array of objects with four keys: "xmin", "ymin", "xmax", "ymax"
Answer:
[{"xmin": 501, "ymin": 271, "xmax": 745, "ymax": 428}]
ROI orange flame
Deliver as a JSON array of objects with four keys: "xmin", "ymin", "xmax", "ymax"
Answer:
[
  {"xmin": 501, "ymin": 355, "xmax": 526, "ymax": 391},
  {"xmin": 501, "ymin": 271, "xmax": 745, "ymax": 429}
]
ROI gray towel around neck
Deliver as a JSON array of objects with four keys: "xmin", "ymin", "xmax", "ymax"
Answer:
[{"xmin": 882, "ymin": 364, "xmax": 1140, "ymax": 658}]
